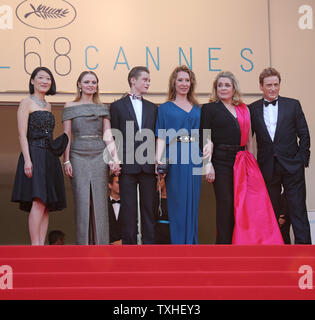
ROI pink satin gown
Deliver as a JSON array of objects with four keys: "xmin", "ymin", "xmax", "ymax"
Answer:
[{"xmin": 232, "ymin": 104, "xmax": 284, "ymax": 244}]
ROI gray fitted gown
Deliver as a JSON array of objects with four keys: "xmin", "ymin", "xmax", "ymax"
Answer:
[{"xmin": 62, "ymin": 104, "xmax": 110, "ymax": 245}]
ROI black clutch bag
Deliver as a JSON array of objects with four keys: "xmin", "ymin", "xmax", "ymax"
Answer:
[
  {"xmin": 48, "ymin": 133, "xmax": 69, "ymax": 157},
  {"xmin": 157, "ymin": 159, "xmax": 169, "ymax": 175}
]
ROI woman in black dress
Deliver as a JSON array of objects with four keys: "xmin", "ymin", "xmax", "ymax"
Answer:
[
  {"xmin": 11, "ymin": 67, "xmax": 67, "ymax": 245},
  {"xmin": 200, "ymin": 71, "xmax": 254, "ymax": 244}
]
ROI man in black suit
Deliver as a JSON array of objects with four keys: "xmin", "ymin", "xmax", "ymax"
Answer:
[
  {"xmin": 108, "ymin": 172, "xmax": 122, "ymax": 244},
  {"xmin": 110, "ymin": 66, "xmax": 157, "ymax": 244},
  {"xmin": 249, "ymin": 67, "xmax": 311, "ymax": 244}
]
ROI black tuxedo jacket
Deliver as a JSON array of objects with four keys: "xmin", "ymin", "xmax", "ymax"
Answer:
[
  {"xmin": 110, "ymin": 95, "xmax": 158, "ymax": 174},
  {"xmin": 108, "ymin": 198, "xmax": 121, "ymax": 243},
  {"xmin": 249, "ymin": 96, "xmax": 310, "ymax": 181}
]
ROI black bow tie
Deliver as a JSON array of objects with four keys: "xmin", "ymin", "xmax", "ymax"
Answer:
[
  {"xmin": 129, "ymin": 93, "xmax": 142, "ymax": 101},
  {"xmin": 264, "ymin": 99, "xmax": 278, "ymax": 107},
  {"xmin": 110, "ymin": 198, "xmax": 120, "ymax": 204}
]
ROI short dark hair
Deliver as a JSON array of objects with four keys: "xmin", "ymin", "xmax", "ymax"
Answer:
[
  {"xmin": 108, "ymin": 171, "xmax": 119, "ymax": 185},
  {"xmin": 259, "ymin": 67, "xmax": 281, "ymax": 86},
  {"xmin": 48, "ymin": 230, "xmax": 65, "ymax": 245},
  {"xmin": 29, "ymin": 67, "xmax": 56, "ymax": 95},
  {"xmin": 127, "ymin": 66, "xmax": 149, "ymax": 87},
  {"xmin": 108, "ymin": 172, "xmax": 114, "ymax": 184}
]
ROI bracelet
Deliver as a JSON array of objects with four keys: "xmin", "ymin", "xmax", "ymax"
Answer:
[{"xmin": 63, "ymin": 160, "xmax": 71, "ymax": 165}]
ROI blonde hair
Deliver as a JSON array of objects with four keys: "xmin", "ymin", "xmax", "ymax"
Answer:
[
  {"xmin": 167, "ymin": 65, "xmax": 199, "ymax": 106},
  {"xmin": 74, "ymin": 71, "xmax": 102, "ymax": 104},
  {"xmin": 209, "ymin": 71, "xmax": 243, "ymax": 105}
]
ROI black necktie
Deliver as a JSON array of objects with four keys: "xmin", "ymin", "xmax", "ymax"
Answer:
[
  {"xmin": 263, "ymin": 99, "xmax": 278, "ymax": 107},
  {"xmin": 110, "ymin": 198, "xmax": 120, "ymax": 204},
  {"xmin": 129, "ymin": 93, "xmax": 142, "ymax": 101}
]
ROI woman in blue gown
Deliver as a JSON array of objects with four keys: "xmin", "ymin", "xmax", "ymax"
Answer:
[{"xmin": 155, "ymin": 65, "xmax": 202, "ymax": 244}]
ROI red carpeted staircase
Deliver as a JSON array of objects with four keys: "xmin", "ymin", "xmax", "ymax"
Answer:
[{"xmin": 0, "ymin": 245, "xmax": 314, "ymax": 300}]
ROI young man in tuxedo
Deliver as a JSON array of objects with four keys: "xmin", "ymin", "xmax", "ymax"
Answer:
[
  {"xmin": 249, "ymin": 67, "xmax": 311, "ymax": 244},
  {"xmin": 110, "ymin": 66, "xmax": 157, "ymax": 244},
  {"xmin": 108, "ymin": 173, "xmax": 122, "ymax": 245}
]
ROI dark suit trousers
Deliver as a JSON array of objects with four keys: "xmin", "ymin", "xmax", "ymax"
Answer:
[
  {"xmin": 119, "ymin": 172, "xmax": 156, "ymax": 244},
  {"xmin": 265, "ymin": 158, "xmax": 311, "ymax": 244},
  {"xmin": 279, "ymin": 193, "xmax": 291, "ymax": 244},
  {"xmin": 212, "ymin": 149, "xmax": 236, "ymax": 244}
]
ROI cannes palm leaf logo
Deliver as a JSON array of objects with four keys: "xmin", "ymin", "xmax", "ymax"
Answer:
[{"xmin": 24, "ymin": 3, "xmax": 69, "ymax": 19}]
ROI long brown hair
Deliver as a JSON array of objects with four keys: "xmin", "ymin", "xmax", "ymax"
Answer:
[
  {"xmin": 73, "ymin": 71, "xmax": 102, "ymax": 104},
  {"xmin": 167, "ymin": 65, "xmax": 199, "ymax": 106}
]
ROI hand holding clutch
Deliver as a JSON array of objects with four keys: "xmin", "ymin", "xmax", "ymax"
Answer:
[{"xmin": 48, "ymin": 133, "xmax": 69, "ymax": 157}]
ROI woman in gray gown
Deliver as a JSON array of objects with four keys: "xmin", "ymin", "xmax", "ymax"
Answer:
[{"xmin": 62, "ymin": 71, "xmax": 120, "ymax": 245}]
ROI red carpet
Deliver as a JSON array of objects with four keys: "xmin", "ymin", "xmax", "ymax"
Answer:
[{"xmin": 0, "ymin": 245, "xmax": 314, "ymax": 300}]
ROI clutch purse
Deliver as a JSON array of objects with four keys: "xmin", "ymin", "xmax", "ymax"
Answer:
[
  {"xmin": 48, "ymin": 133, "xmax": 69, "ymax": 157},
  {"xmin": 157, "ymin": 159, "xmax": 169, "ymax": 175}
]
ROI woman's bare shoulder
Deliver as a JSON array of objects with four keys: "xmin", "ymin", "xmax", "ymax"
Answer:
[
  {"xmin": 18, "ymin": 96, "xmax": 33, "ymax": 111},
  {"xmin": 64, "ymin": 101, "xmax": 78, "ymax": 108}
]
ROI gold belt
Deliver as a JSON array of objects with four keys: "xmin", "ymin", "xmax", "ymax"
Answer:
[
  {"xmin": 76, "ymin": 135, "xmax": 102, "ymax": 139},
  {"xmin": 176, "ymin": 135, "xmax": 197, "ymax": 143}
]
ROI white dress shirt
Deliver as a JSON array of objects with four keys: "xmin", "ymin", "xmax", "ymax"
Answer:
[
  {"xmin": 129, "ymin": 95, "xmax": 143, "ymax": 132},
  {"xmin": 263, "ymin": 99, "xmax": 278, "ymax": 141}
]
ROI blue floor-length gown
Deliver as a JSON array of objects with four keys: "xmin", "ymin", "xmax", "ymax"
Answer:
[{"xmin": 155, "ymin": 101, "xmax": 202, "ymax": 244}]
